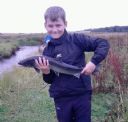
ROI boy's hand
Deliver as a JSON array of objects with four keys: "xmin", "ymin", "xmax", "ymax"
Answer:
[
  {"xmin": 81, "ymin": 61, "xmax": 96, "ymax": 75},
  {"xmin": 35, "ymin": 57, "xmax": 50, "ymax": 74}
]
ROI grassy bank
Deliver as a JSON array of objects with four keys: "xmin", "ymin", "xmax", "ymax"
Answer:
[
  {"xmin": 0, "ymin": 41, "xmax": 19, "ymax": 59},
  {"xmin": 0, "ymin": 33, "xmax": 43, "ymax": 59}
]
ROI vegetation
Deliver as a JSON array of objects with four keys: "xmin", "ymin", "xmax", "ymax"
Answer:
[
  {"xmin": 0, "ymin": 68, "xmax": 120, "ymax": 122},
  {"xmin": 0, "ymin": 41, "xmax": 18, "ymax": 58},
  {"xmin": 86, "ymin": 25, "xmax": 128, "ymax": 32},
  {"xmin": 90, "ymin": 32, "xmax": 128, "ymax": 122},
  {"xmin": 0, "ymin": 33, "xmax": 43, "ymax": 59},
  {"xmin": 0, "ymin": 32, "xmax": 128, "ymax": 121},
  {"xmin": 0, "ymin": 68, "xmax": 56, "ymax": 122}
]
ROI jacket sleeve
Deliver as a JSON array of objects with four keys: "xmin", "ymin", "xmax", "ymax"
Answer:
[
  {"xmin": 42, "ymin": 70, "xmax": 55, "ymax": 84},
  {"xmin": 74, "ymin": 33, "xmax": 110, "ymax": 65}
]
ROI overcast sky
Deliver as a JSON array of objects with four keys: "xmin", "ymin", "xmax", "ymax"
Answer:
[{"xmin": 0, "ymin": 0, "xmax": 128, "ymax": 33}]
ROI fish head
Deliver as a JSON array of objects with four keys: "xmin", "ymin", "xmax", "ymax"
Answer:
[
  {"xmin": 18, "ymin": 58, "xmax": 35, "ymax": 67},
  {"xmin": 18, "ymin": 56, "xmax": 41, "ymax": 73}
]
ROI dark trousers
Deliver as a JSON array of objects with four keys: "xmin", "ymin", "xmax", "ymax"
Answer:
[{"xmin": 54, "ymin": 92, "xmax": 92, "ymax": 122}]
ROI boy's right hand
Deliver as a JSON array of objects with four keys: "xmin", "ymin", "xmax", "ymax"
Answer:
[{"xmin": 35, "ymin": 57, "xmax": 50, "ymax": 74}]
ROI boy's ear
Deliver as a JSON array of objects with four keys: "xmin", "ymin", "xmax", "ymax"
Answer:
[
  {"xmin": 44, "ymin": 22, "xmax": 46, "ymax": 28},
  {"xmin": 65, "ymin": 21, "xmax": 67, "ymax": 27}
]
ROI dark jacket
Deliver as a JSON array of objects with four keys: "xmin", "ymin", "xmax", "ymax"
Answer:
[{"xmin": 43, "ymin": 30, "xmax": 110, "ymax": 98}]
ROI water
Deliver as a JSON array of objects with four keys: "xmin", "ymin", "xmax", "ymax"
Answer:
[{"xmin": 0, "ymin": 46, "xmax": 39, "ymax": 75}]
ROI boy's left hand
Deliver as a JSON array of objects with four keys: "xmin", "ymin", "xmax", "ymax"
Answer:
[{"xmin": 81, "ymin": 61, "xmax": 96, "ymax": 75}]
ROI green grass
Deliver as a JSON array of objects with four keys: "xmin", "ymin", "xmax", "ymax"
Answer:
[
  {"xmin": 1, "ymin": 32, "xmax": 128, "ymax": 121},
  {"xmin": 0, "ymin": 68, "xmax": 56, "ymax": 122},
  {"xmin": 0, "ymin": 42, "xmax": 18, "ymax": 58},
  {"xmin": 0, "ymin": 67, "xmax": 123, "ymax": 122},
  {"xmin": 8, "ymin": 89, "xmax": 56, "ymax": 122},
  {"xmin": 0, "ymin": 33, "xmax": 42, "ymax": 58},
  {"xmin": 92, "ymin": 93, "xmax": 117, "ymax": 121}
]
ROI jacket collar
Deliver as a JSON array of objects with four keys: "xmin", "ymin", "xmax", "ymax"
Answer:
[{"xmin": 49, "ymin": 29, "xmax": 67, "ymax": 46}]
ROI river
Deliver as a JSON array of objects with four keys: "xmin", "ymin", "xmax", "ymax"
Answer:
[{"xmin": 0, "ymin": 46, "xmax": 39, "ymax": 75}]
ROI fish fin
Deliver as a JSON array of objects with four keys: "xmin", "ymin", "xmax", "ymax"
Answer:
[
  {"xmin": 34, "ymin": 67, "xmax": 40, "ymax": 73},
  {"xmin": 74, "ymin": 73, "xmax": 81, "ymax": 78},
  {"xmin": 54, "ymin": 71, "xmax": 60, "ymax": 77}
]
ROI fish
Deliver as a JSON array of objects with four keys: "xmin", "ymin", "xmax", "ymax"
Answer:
[{"xmin": 18, "ymin": 55, "xmax": 99, "ymax": 78}]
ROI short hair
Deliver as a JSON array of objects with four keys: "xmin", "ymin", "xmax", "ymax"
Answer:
[{"xmin": 44, "ymin": 6, "xmax": 66, "ymax": 22}]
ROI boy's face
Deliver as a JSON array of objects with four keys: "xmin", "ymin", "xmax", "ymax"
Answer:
[{"xmin": 44, "ymin": 18, "xmax": 67, "ymax": 39}]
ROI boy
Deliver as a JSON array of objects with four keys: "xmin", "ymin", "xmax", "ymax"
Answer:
[{"xmin": 35, "ymin": 6, "xmax": 110, "ymax": 122}]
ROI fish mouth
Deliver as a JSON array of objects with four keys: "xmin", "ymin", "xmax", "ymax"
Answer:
[
  {"xmin": 18, "ymin": 61, "xmax": 27, "ymax": 66},
  {"xmin": 18, "ymin": 61, "xmax": 22, "ymax": 65}
]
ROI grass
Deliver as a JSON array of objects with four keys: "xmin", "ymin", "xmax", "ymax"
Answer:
[
  {"xmin": 8, "ymin": 89, "xmax": 56, "ymax": 122},
  {"xmin": 0, "ymin": 33, "xmax": 43, "ymax": 59},
  {"xmin": 1, "ymin": 32, "xmax": 128, "ymax": 121},
  {"xmin": 0, "ymin": 67, "xmax": 121, "ymax": 122},
  {"xmin": 92, "ymin": 93, "xmax": 117, "ymax": 121},
  {"xmin": 0, "ymin": 68, "xmax": 56, "ymax": 122},
  {"xmin": 0, "ymin": 41, "xmax": 18, "ymax": 58}
]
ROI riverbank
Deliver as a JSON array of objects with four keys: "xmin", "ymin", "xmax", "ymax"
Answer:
[
  {"xmin": 0, "ymin": 46, "xmax": 39, "ymax": 75},
  {"xmin": 0, "ymin": 33, "xmax": 43, "ymax": 60},
  {"xmin": 0, "ymin": 42, "xmax": 19, "ymax": 60}
]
